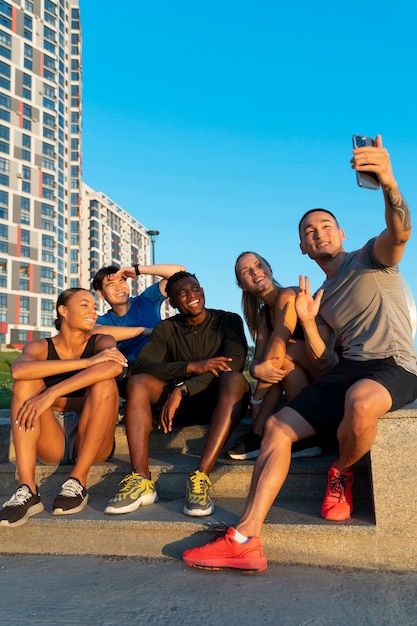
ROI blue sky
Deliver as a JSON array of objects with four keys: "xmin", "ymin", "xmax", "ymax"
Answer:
[{"xmin": 79, "ymin": 1, "xmax": 417, "ymax": 346}]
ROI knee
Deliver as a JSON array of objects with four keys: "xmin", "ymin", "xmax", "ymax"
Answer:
[
  {"xmin": 88, "ymin": 379, "xmax": 118, "ymax": 402},
  {"xmin": 263, "ymin": 414, "xmax": 290, "ymax": 448},
  {"xmin": 345, "ymin": 395, "xmax": 378, "ymax": 438},
  {"xmin": 218, "ymin": 371, "xmax": 249, "ymax": 397}
]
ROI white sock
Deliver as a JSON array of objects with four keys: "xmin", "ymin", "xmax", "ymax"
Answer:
[{"xmin": 232, "ymin": 528, "xmax": 249, "ymax": 544}]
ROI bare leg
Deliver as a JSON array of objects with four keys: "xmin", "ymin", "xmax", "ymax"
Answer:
[
  {"xmin": 11, "ymin": 380, "xmax": 64, "ymax": 493},
  {"xmin": 124, "ymin": 374, "xmax": 166, "ymax": 478},
  {"xmin": 236, "ymin": 407, "xmax": 316, "ymax": 537},
  {"xmin": 198, "ymin": 372, "xmax": 249, "ymax": 475},
  {"xmin": 69, "ymin": 379, "xmax": 120, "ymax": 486},
  {"xmin": 336, "ymin": 379, "xmax": 392, "ymax": 472},
  {"xmin": 251, "ymin": 384, "xmax": 282, "ymax": 436}
]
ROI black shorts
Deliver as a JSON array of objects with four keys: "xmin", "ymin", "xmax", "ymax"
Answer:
[
  {"xmin": 288, "ymin": 357, "xmax": 417, "ymax": 449},
  {"xmin": 153, "ymin": 380, "xmax": 220, "ymax": 427}
]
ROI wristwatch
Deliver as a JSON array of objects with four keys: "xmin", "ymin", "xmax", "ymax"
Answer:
[{"xmin": 174, "ymin": 382, "xmax": 188, "ymax": 397}]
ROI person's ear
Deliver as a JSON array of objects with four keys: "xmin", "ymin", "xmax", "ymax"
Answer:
[
  {"xmin": 96, "ymin": 289, "xmax": 105, "ymax": 300},
  {"xmin": 299, "ymin": 241, "xmax": 307, "ymax": 255}
]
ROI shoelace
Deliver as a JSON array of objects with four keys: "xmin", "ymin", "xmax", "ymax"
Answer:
[
  {"xmin": 189, "ymin": 471, "xmax": 210, "ymax": 494},
  {"xmin": 3, "ymin": 486, "xmax": 32, "ymax": 507},
  {"xmin": 329, "ymin": 473, "xmax": 353, "ymax": 502},
  {"xmin": 59, "ymin": 479, "xmax": 83, "ymax": 498}
]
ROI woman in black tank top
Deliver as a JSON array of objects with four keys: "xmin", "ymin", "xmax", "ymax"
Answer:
[{"xmin": 3, "ymin": 288, "xmax": 127, "ymax": 524}]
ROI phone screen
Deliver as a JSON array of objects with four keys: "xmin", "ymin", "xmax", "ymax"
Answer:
[{"xmin": 352, "ymin": 135, "xmax": 380, "ymax": 190}]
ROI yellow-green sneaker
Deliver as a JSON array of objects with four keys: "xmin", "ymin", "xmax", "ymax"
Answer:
[
  {"xmin": 105, "ymin": 472, "xmax": 158, "ymax": 515},
  {"xmin": 183, "ymin": 469, "xmax": 214, "ymax": 517}
]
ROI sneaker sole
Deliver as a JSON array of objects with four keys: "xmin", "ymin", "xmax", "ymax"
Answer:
[
  {"xmin": 291, "ymin": 446, "xmax": 323, "ymax": 459},
  {"xmin": 0, "ymin": 502, "xmax": 44, "ymax": 527},
  {"xmin": 183, "ymin": 502, "xmax": 215, "ymax": 517},
  {"xmin": 226, "ymin": 449, "xmax": 260, "ymax": 461},
  {"xmin": 182, "ymin": 557, "xmax": 267, "ymax": 573},
  {"xmin": 53, "ymin": 494, "xmax": 89, "ymax": 516},
  {"xmin": 104, "ymin": 491, "xmax": 158, "ymax": 515}
]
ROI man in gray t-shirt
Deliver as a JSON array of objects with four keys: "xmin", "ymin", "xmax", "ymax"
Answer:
[{"xmin": 181, "ymin": 134, "xmax": 417, "ymax": 573}]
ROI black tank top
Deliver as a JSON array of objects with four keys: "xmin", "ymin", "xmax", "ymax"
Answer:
[
  {"xmin": 43, "ymin": 335, "xmax": 97, "ymax": 397},
  {"xmin": 264, "ymin": 305, "xmax": 304, "ymax": 340}
]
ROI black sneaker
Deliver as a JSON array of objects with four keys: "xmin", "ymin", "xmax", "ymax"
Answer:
[
  {"xmin": 226, "ymin": 431, "xmax": 262, "ymax": 460},
  {"xmin": 291, "ymin": 436, "xmax": 323, "ymax": 458},
  {"xmin": 52, "ymin": 477, "xmax": 88, "ymax": 516},
  {"xmin": 0, "ymin": 484, "xmax": 44, "ymax": 527}
]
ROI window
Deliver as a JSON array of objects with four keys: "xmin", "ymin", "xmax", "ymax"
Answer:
[
  {"xmin": 43, "ymin": 84, "xmax": 55, "ymax": 99},
  {"xmin": 45, "ymin": 0, "xmax": 56, "ymax": 15},
  {"xmin": 42, "ymin": 157, "xmax": 55, "ymax": 171},
  {"xmin": 42, "ymin": 142, "xmax": 54, "ymax": 157},
  {"xmin": 41, "ymin": 298, "xmax": 54, "ymax": 326},
  {"xmin": 0, "ymin": 59, "xmax": 10, "ymax": 89},
  {"xmin": 19, "ymin": 263, "xmax": 29, "ymax": 291},
  {"xmin": 41, "ymin": 267, "xmax": 54, "ymax": 280},
  {"xmin": 0, "ymin": 2, "xmax": 12, "ymax": 30},
  {"xmin": 20, "ymin": 295, "xmax": 29, "ymax": 324},
  {"xmin": 22, "ymin": 165, "xmax": 30, "ymax": 180},
  {"xmin": 0, "ymin": 156, "xmax": 8, "ymax": 173},
  {"xmin": 42, "ymin": 172, "xmax": 55, "ymax": 188},
  {"xmin": 41, "ymin": 203, "xmax": 54, "ymax": 218},
  {"xmin": 0, "ymin": 29, "xmax": 11, "ymax": 60},
  {"xmin": 22, "ymin": 134, "xmax": 31, "ymax": 148},
  {"xmin": 0, "ymin": 293, "xmax": 6, "ymax": 321},
  {"xmin": 18, "ymin": 330, "xmax": 29, "ymax": 343},
  {"xmin": 21, "ymin": 229, "xmax": 30, "ymax": 244},
  {"xmin": 42, "ymin": 234, "xmax": 54, "ymax": 249}
]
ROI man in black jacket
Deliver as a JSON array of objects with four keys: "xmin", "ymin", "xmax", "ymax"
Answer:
[{"xmin": 105, "ymin": 271, "xmax": 250, "ymax": 517}]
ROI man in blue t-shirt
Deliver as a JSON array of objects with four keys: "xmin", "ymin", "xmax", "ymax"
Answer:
[{"xmin": 92, "ymin": 262, "xmax": 185, "ymax": 393}]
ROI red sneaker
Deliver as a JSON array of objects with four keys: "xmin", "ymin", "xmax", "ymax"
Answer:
[
  {"xmin": 321, "ymin": 462, "xmax": 354, "ymax": 521},
  {"xmin": 182, "ymin": 526, "xmax": 267, "ymax": 573}
]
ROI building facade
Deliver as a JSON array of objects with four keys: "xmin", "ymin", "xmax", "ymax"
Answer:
[{"xmin": 0, "ymin": 0, "xmax": 155, "ymax": 348}]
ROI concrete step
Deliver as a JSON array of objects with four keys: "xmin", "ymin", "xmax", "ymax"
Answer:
[
  {"xmin": 0, "ymin": 490, "xmax": 377, "ymax": 569},
  {"xmin": 0, "ymin": 411, "xmax": 381, "ymax": 569}
]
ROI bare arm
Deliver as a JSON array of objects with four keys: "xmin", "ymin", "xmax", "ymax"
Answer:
[
  {"xmin": 108, "ymin": 264, "xmax": 186, "ymax": 296},
  {"xmin": 295, "ymin": 276, "xmax": 337, "ymax": 370},
  {"xmin": 352, "ymin": 134, "xmax": 411, "ymax": 266},
  {"xmin": 92, "ymin": 324, "xmax": 153, "ymax": 340},
  {"xmin": 12, "ymin": 335, "xmax": 127, "ymax": 381}
]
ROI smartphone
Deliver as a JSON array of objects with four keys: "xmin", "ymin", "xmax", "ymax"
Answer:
[{"xmin": 352, "ymin": 135, "xmax": 380, "ymax": 191}]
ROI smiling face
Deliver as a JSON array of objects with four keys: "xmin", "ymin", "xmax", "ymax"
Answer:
[
  {"xmin": 169, "ymin": 275, "xmax": 206, "ymax": 321},
  {"xmin": 58, "ymin": 289, "xmax": 98, "ymax": 331},
  {"xmin": 96, "ymin": 274, "xmax": 130, "ymax": 307},
  {"xmin": 235, "ymin": 252, "xmax": 274, "ymax": 297},
  {"xmin": 299, "ymin": 211, "xmax": 345, "ymax": 261}
]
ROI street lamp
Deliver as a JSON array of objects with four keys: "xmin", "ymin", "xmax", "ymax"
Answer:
[{"xmin": 146, "ymin": 230, "xmax": 160, "ymax": 265}]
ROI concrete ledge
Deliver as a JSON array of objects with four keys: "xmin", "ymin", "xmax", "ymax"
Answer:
[{"xmin": 370, "ymin": 399, "xmax": 417, "ymax": 533}]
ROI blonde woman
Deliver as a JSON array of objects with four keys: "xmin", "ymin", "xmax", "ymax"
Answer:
[{"xmin": 227, "ymin": 251, "xmax": 336, "ymax": 460}]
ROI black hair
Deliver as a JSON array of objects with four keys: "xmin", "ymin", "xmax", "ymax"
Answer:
[
  {"xmin": 92, "ymin": 265, "xmax": 121, "ymax": 291},
  {"xmin": 298, "ymin": 208, "xmax": 339, "ymax": 239},
  {"xmin": 165, "ymin": 271, "xmax": 198, "ymax": 298},
  {"xmin": 54, "ymin": 288, "xmax": 88, "ymax": 330}
]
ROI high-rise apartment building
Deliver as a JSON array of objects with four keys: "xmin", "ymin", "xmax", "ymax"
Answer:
[
  {"xmin": 0, "ymin": 0, "xmax": 153, "ymax": 348},
  {"xmin": 80, "ymin": 183, "xmax": 154, "ymax": 314}
]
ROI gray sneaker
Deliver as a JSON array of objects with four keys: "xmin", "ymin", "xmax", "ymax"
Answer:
[
  {"xmin": 105, "ymin": 472, "xmax": 158, "ymax": 515},
  {"xmin": 183, "ymin": 470, "xmax": 214, "ymax": 517},
  {"xmin": 0, "ymin": 485, "xmax": 44, "ymax": 527}
]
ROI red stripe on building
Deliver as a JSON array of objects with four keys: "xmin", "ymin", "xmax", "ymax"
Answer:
[
  {"xmin": 18, "ymin": 101, "xmax": 23, "ymax": 129},
  {"xmin": 12, "ymin": 6, "xmax": 16, "ymax": 32}
]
